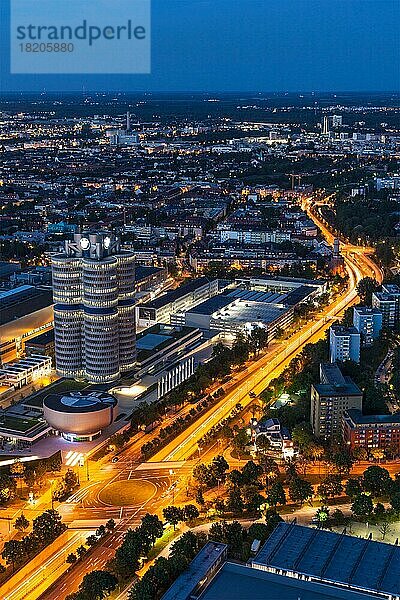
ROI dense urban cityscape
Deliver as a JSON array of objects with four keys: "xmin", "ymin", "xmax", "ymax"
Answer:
[{"xmin": 0, "ymin": 1, "xmax": 399, "ymax": 599}]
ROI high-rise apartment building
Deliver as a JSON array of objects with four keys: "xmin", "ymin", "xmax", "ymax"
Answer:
[
  {"xmin": 372, "ymin": 284, "xmax": 400, "ymax": 328},
  {"xmin": 52, "ymin": 232, "xmax": 135, "ymax": 383},
  {"xmin": 329, "ymin": 325, "xmax": 360, "ymax": 363},
  {"xmin": 353, "ymin": 306, "xmax": 383, "ymax": 346},
  {"xmin": 311, "ymin": 363, "xmax": 363, "ymax": 438}
]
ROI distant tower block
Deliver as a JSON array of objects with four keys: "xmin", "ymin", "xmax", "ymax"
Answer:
[
  {"xmin": 330, "ymin": 238, "xmax": 345, "ymax": 275},
  {"xmin": 333, "ymin": 238, "xmax": 340, "ymax": 258},
  {"xmin": 126, "ymin": 111, "xmax": 131, "ymax": 132},
  {"xmin": 321, "ymin": 115, "xmax": 330, "ymax": 135}
]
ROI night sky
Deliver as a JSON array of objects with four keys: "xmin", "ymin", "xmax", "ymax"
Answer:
[{"xmin": 1, "ymin": 0, "xmax": 399, "ymax": 93}]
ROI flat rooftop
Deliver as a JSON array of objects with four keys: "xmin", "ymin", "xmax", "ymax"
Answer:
[
  {"xmin": 145, "ymin": 277, "xmax": 212, "ymax": 310},
  {"xmin": 199, "ymin": 562, "xmax": 377, "ymax": 600},
  {"xmin": 346, "ymin": 409, "xmax": 400, "ymax": 425},
  {"xmin": 313, "ymin": 377, "xmax": 362, "ymax": 397},
  {"xmin": 161, "ymin": 542, "xmax": 227, "ymax": 600},
  {"xmin": 0, "ymin": 285, "xmax": 53, "ymax": 326},
  {"xmin": 253, "ymin": 522, "xmax": 400, "ymax": 598},
  {"xmin": 135, "ymin": 265, "xmax": 164, "ymax": 281}
]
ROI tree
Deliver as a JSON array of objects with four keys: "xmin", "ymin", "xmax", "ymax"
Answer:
[
  {"xmin": 331, "ymin": 450, "xmax": 354, "ymax": 474},
  {"xmin": 2, "ymin": 540, "xmax": 25, "ymax": 571},
  {"xmin": 288, "ymin": 477, "xmax": 313, "ymax": 506},
  {"xmin": 76, "ymin": 545, "xmax": 88, "ymax": 560},
  {"xmin": 86, "ymin": 535, "xmax": 98, "ymax": 547},
  {"xmin": 170, "ymin": 531, "xmax": 199, "ymax": 560},
  {"xmin": 0, "ymin": 474, "xmax": 17, "ymax": 504},
  {"xmin": 292, "ymin": 423, "xmax": 314, "ymax": 451},
  {"xmin": 256, "ymin": 434, "xmax": 271, "ymax": 453},
  {"xmin": 32, "ymin": 510, "xmax": 65, "ymax": 545},
  {"xmin": 106, "ymin": 519, "xmax": 116, "ymax": 532},
  {"xmin": 163, "ymin": 506, "xmax": 183, "ymax": 530},
  {"xmin": 79, "ymin": 570, "xmax": 118, "ymax": 600},
  {"xmin": 226, "ymin": 488, "xmax": 244, "ymax": 514},
  {"xmin": 248, "ymin": 522, "xmax": 270, "ymax": 543},
  {"xmin": 314, "ymin": 506, "xmax": 330, "ymax": 529},
  {"xmin": 140, "ymin": 513, "xmax": 164, "ymax": 546},
  {"xmin": 267, "ymin": 481, "xmax": 286, "ymax": 507},
  {"xmin": 378, "ymin": 521, "xmax": 391, "ymax": 541},
  {"xmin": 210, "ymin": 455, "xmax": 229, "ymax": 481},
  {"xmin": 227, "ymin": 469, "xmax": 243, "ymax": 488},
  {"xmin": 14, "ymin": 513, "xmax": 29, "ymax": 533},
  {"xmin": 66, "ymin": 553, "xmax": 77, "ymax": 564},
  {"xmin": 357, "ymin": 277, "xmax": 379, "ymax": 305},
  {"xmin": 96, "ymin": 525, "xmax": 107, "ymax": 538},
  {"xmin": 241, "ymin": 461, "xmax": 263, "ymax": 484},
  {"xmin": 317, "ymin": 475, "xmax": 343, "ymax": 501},
  {"xmin": 390, "ymin": 492, "xmax": 400, "ymax": 514},
  {"xmin": 346, "ymin": 478, "xmax": 362, "ymax": 499},
  {"xmin": 351, "ymin": 493, "xmax": 373, "ymax": 518},
  {"xmin": 193, "ymin": 464, "xmax": 216, "ymax": 488},
  {"xmin": 231, "ymin": 428, "xmax": 250, "ymax": 455},
  {"xmin": 183, "ymin": 504, "xmax": 199, "ymax": 522},
  {"xmin": 362, "ymin": 466, "xmax": 392, "ymax": 498}
]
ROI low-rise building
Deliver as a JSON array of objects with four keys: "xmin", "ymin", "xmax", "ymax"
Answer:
[
  {"xmin": 0, "ymin": 285, "xmax": 54, "ymax": 364},
  {"xmin": 136, "ymin": 277, "xmax": 219, "ymax": 327},
  {"xmin": 251, "ymin": 521, "xmax": 400, "ymax": 600},
  {"xmin": 342, "ymin": 409, "xmax": 400, "ymax": 454}
]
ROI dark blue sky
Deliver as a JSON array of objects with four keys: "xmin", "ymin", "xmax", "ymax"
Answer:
[{"xmin": 1, "ymin": 0, "xmax": 399, "ymax": 92}]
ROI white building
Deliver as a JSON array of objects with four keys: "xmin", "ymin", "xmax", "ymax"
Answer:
[
  {"xmin": 353, "ymin": 306, "xmax": 383, "ymax": 346},
  {"xmin": 372, "ymin": 284, "xmax": 400, "ymax": 328},
  {"xmin": 329, "ymin": 325, "xmax": 360, "ymax": 363},
  {"xmin": 52, "ymin": 232, "xmax": 136, "ymax": 384}
]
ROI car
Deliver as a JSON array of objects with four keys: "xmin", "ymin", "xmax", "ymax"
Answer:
[
  {"xmin": 111, "ymin": 456, "xmax": 119, "ymax": 463},
  {"xmin": 249, "ymin": 391, "xmax": 257, "ymax": 398}
]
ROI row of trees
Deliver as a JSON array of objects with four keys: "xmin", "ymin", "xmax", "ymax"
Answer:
[
  {"xmin": 1, "ymin": 510, "xmax": 66, "ymax": 572},
  {"xmin": 66, "ymin": 520, "xmax": 116, "ymax": 566},
  {"xmin": 129, "ymin": 512, "xmax": 283, "ymax": 600}
]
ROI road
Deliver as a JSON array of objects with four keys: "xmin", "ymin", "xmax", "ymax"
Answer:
[{"xmin": 13, "ymin": 194, "xmax": 385, "ymax": 600}]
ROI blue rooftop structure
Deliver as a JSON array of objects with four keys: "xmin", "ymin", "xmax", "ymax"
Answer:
[
  {"xmin": 199, "ymin": 563, "xmax": 378, "ymax": 600},
  {"xmin": 252, "ymin": 522, "xmax": 400, "ymax": 599}
]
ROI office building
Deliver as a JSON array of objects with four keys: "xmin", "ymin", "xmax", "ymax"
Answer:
[
  {"xmin": 372, "ymin": 284, "xmax": 400, "ymax": 328},
  {"xmin": 252, "ymin": 522, "xmax": 400, "ymax": 600},
  {"xmin": 137, "ymin": 277, "xmax": 219, "ymax": 328},
  {"xmin": 353, "ymin": 306, "xmax": 383, "ymax": 345},
  {"xmin": 343, "ymin": 409, "xmax": 400, "ymax": 454},
  {"xmin": 52, "ymin": 232, "xmax": 136, "ymax": 384},
  {"xmin": 0, "ymin": 285, "xmax": 54, "ymax": 364},
  {"xmin": 329, "ymin": 325, "xmax": 360, "ymax": 363},
  {"xmin": 311, "ymin": 363, "xmax": 363, "ymax": 438}
]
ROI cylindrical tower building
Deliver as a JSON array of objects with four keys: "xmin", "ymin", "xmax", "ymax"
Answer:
[
  {"xmin": 51, "ymin": 232, "xmax": 136, "ymax": 383},
  {"xmin": 52, "ymin": 255, "xmax": 84, "ymax": 378},
  {"xmin": 117, "ymin": 253, "xmax": 136, "ymax": 372}
]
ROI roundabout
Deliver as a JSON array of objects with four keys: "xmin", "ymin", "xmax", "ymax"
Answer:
[{"xmin": 98, "ymin": 479, "xmax": 157, "ymax": 507}]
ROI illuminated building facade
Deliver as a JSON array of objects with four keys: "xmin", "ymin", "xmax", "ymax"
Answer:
[{"xmin": 52, "ymin": 232, "xmax": 135, "ymax": 383}]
